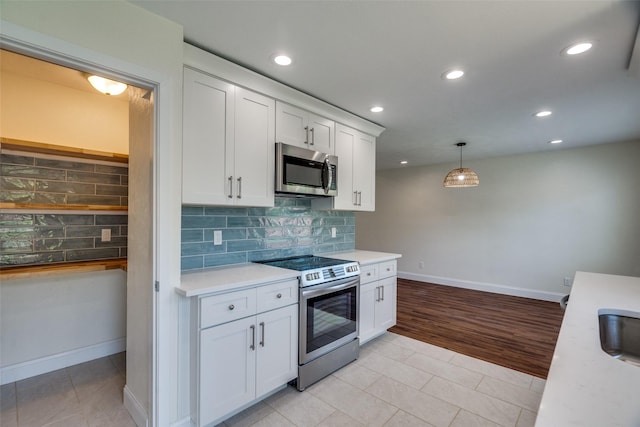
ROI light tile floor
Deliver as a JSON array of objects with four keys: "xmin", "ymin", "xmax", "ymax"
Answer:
[
  {"xmin": 220, "ymin": 333, "xmax": 545, "ymax": 427},
  {"xmin": 0, "ymin": 333, "xmax": 545, "ymax": 427},
  {"xmin": 0, "ymin": 352, "xmax": 136, "ymax": 427}
]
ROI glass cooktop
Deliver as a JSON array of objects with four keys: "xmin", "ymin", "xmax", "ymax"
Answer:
[{"xmin": 256, "ymin": 255, "xmax": 351, "ymax": 272}]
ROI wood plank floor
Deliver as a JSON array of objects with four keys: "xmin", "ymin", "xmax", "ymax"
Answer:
[{"xmin": 389, "ymin": 279, "xmax": 565, "ymax": 378}]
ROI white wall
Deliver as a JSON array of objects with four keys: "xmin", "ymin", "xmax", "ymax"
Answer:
[
  {"xmin": 1, "ymin": 2, "xmax": 184, "ymax": 426},
  {"xmin": 0, "ymin": 71, "xmax": 129, "ymax": 154},
  {"xmin": 0, "ymin": 270, "xmax": 126, "ymax": 384},
  {"xmin": 356, "ymin": 140, "xmax": 640, "ymax": 300}
]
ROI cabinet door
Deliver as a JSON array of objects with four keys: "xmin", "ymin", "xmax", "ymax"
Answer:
[
  {"xmin": 199, "ymin": 317, "xmax": 256, "ymax": 426},
  {"xmin": 307, "ymin": 112, "xmax": 334, "ymax": 154},
  {"xmin": 376, "ymin": 277, "xmax": 397, "ymax": 332},
  {"xmin": 275, "ymin": 102, "xmax": 308, "ymax": 149},
  {"xmin": 234, "ymin": 87, "xmax": 275, "ymax": 207},
  {"xmin": 183, "ymin": 68, "xmax": 235, "ymax": 205},
  {"xmin": 358, "ymin": 281, "xmax": 378, "ymax": 344},
  {"xmin": 255, "ymin": 304, "xmax": 298, "ymax": 397},
  {"xmin": 353, "ymin": 132, "xmax": 376, "ymax": 211},
  {"xmin": 333, "ymin": 124, "xmax": 356, "ymax": 210}
]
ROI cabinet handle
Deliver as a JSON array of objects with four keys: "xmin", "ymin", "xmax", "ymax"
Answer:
[
  {"xmin": 381, "ymin": 285, "xmax": 385, "ymax": 301},
  {"xmin": 353, "ymin": 191, "xmax": 358, "ymax": 205},
  {"xmin": 276, "ymin": 293, "xmax": 282, "ymax": 299},
  {"xmin": 228, "ymin": 304, "xmax": 235, "ymax": 310},
  {"xmin": 227, "ymin": 176, "xmax": 233, "ymax": 198},
  {"xmin": 237, "ymin": 177, "xmax": 242, "ymax": 199},
  {"xmin": 376, "ymin": 286, "xmax": 381, "ymax": 302},
  {"xmin": 357, "ymin": 191, "xmax": 362, "ymax": 206},
  {"xmin": 304, "ymin": 126, "xmax": 309, "ymax": 144},
  {"xmin": 250, "ymin": 325, "xmax": 255, "ymax": 350},
  {"xmin": 366, "ymin": 272, "xmax": 371, "ymax": 277},
  {"xmin": 259, "ymin": 322, "xmax": 265, "ymax": 347},
  {"xmin": 310, "ymin": 127, "xmax": 315, "ymax": 145}
]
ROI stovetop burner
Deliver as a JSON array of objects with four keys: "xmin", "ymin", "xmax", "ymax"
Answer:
[{"xmin": 256, "ymin": 255, "xmax": 360, "ymax": 287}]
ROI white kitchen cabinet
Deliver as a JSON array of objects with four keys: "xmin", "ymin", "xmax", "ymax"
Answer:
[
  {"xmin": 276, "ymin": 101, "xmax": 334, "ymax": 154},
  {"xmin": 182, "ymin": 67, "xmax": 275, "ymax": 207},
  {"xmin": 193, "ymin": 279, "xmax": 298, "ymax": 427},
  {"xmin": 332, "ymin": 124, "xmax": 376, "ymax": 211},
  {"xmin": 359, "ymin": 260, "xmax": 397, "ymax": 344}
]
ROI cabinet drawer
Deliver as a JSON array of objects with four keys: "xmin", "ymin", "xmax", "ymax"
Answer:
[
  {"xmin": 257, "ymin": 279, "xmax": 298, "ymax": 312},
  {"xmin": 360, "ymin": 264, "xmax": 379, "ymax": 284},
  {"xmin": 378, "ymin": 260, "xmax": 397, "ymax": 279},
  {"xmin": 200, "ymin": 288, "xmax": 257, "ymax": 328}
]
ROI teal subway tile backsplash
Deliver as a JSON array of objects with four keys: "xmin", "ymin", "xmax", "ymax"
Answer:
[{"xmin": 181, "ymin": 197, "xmax": 355, "ymax": 271}]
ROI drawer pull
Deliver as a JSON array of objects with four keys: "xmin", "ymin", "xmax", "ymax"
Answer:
[
  {"xmin": 367, "ymin": 272, "xmax": 371, "ymax": 276},
  {"xmin": 386, "ymin": 267, "xmax": 391, "ymax": 271},
  {"xmin": 228, "ymin": 304, "xmax": 235, "ymax": 310},
  {"xmin": 276, "ymin": 293, "xmax": 282, "ymax": 299}
]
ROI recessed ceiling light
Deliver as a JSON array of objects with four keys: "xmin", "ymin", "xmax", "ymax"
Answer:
[
  {"xmin": 443, "ymin": 69, "xmax": 464, "ymax": 80},
  {"xmin": 273, "ymin": 55, "xmax": 292, "ymax": 66},
  {"xmin": 534, "ymin": 110, "xmax": 553, "ymax": 118},
  {"xmin": 564, "ymin": 42, "xmax": 593, "ymax": 56},
  {"xmin": 370, "ymin": 106, "xmax": 384, "ymax": 113},
  {"xmin": 400, "ymin": 160, "xmax": 408, "ymax": 165},
  {"xmin": 549, "ymin": 139, "xmax": 563, "ymax": 144}
]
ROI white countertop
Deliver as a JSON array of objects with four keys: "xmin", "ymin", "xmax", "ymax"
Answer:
[
  {"xmin": 536, "ymin": 271, "xmax": 640, "ymax": 427},
  {"xmin": 326, "ymin": 249, "xmax": 402, "ymax": 265},
  {"xmin": 177, "ymin": 263, "xmax": 299, "ymax": 297},
  {"xmin": 177, "ymin": 250, "xmax": 401, "ymax": 297}
]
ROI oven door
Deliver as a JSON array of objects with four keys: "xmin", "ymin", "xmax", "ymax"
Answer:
[{"xmin": 299, "ymin": 276, "xmax": 359, "ymax": 365}]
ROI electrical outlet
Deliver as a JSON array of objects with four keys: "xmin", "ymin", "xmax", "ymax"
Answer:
[
  {"xmin": 419, "ymin": 261, "xmax": 424, "ymax": 269},
  {"xmin": 331, "ymin": 227, "xmax": 337, "ymax": 238},
  {"xmin": 213, "ymin": 230, "xmax": 222, "ymax": 245},
  {"xmin": 101, "ymin": 228, "xmax": 111, "ymax": 242},
  {"xmin": 563, "ymin": 277, "xmax": 573, "ymax": 287}
]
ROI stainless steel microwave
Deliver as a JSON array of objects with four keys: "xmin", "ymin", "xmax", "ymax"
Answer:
[{"xmin": 275, "ymin": 142, "xmax": 338, "ymax": 197}]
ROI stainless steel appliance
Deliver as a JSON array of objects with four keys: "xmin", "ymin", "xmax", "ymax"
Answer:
[
  {"xmin": 275, "ymin": 142, "xmax": 338, "ymax": 197},
  {"xmin": 256, "ymin": 255, "xmax": 359, "ymax": 390}
]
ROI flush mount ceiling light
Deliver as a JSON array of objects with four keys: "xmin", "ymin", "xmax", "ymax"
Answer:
[
  {"xmin": 549, "ymin": 139, "xmax": 563, "ymax": 144},
  {"xmin": 443, "ymin": 142, "xmax": 479, "ymax": 188},
  {"xmin": 273, "ymin": 54, "xmax": 292, "ymax": 66},
  {"xmin": 87, "ymin": 75, "xmax": 127, "ymax": 96},
  {"xmin": 443, "ymin": 69, "xmax": 465, "ymax": 80},
  {"xmin": 563, "ymin": 42, "xmax": 593, "ymax": 56},
  {"xmin": 370, "ymin": 106, "xmax": 384, "ymax": 113},
  {"xmin": 400, "ymin": 160, "xmax": 408, "ymax": 165},
  {"xmin": 534, "ymin": 110, "xmax": 553, "ymax": 118}
]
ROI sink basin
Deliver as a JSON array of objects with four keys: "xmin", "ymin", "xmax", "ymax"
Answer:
[{"xmin": 598, "ymin": 310, "xmax": 640, "ymax": 367}]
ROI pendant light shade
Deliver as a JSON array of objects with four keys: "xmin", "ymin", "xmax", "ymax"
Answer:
[{"xmin": 443, "ymin": 142, "xmax": 479, "ymax": 188}]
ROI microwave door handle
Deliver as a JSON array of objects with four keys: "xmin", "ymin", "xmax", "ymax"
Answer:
[{"xmin": 322, "ymin": 159, "xmax": 332, "ymax": 194}]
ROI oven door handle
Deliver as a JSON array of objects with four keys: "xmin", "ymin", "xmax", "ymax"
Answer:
[{"xmin": 302, "ymin": 278, "xmax": 359, "ymax": 299}]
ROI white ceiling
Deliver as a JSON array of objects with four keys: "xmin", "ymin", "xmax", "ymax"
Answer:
[{"xmin": 130, "ymin": 0, "xmax": 640, "ymax": 169}]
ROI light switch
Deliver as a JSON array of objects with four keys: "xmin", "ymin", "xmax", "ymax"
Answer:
[
  {"xmin": 213, "ymin": 230, "xmax": 222, "ymax": 245},
  {"xmin": 331, "ymin": 227, "xmax": 337, "ymax": 238},
  {"xmin": 101, "ymin": 228, "xmax": 111, "ymax": 242}
]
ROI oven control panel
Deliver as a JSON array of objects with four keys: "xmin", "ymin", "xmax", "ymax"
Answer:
[{"xmin": 300, "ymin": 262, "xmax": 360, "ymax": 287}]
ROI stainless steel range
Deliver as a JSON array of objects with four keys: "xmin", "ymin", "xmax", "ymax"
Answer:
[{"xmin": 257, "ymin": 255, "xmax": 360, "ymax": 390}]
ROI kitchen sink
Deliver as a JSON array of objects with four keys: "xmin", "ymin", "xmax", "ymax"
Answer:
[{"xmin": 598, "ymin": 310, "xmax": 640, "ymax": 367}]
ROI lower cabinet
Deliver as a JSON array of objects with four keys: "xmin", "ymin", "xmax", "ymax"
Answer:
[
  {"xmin": 359, "ymin": 260, "xmax": 397, "ymax": 344},
  {"xmin": 193, "ymin": 281, "xmax": 298, "ymax": 427}
]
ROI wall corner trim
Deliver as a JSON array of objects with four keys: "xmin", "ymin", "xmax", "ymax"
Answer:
[
  {"xmin": 124, "ymin": 385, "xmax": 149, "ymax": 427},
  {"xmin": 398, "ymin": 271, "xmax": 566, "ymax": 303}
]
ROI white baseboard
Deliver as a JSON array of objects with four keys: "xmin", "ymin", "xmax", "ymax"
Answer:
[
  {"xmin": 124, "ymin": 385, "xmax": 149, "ymax": 427},
  {"xmin": 170, "ymin": 416, "xmax": 194, "ymax": 427},
  {"xmin": 0, "ymin": 337, "xmax": 125, "ymax": 385},
  {"xmin": 398, "ymin": 271, "xmax": 565, "ymax": 302}
]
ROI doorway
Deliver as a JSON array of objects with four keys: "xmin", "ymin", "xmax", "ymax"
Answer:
[{"xmin": 0, "ymin": 49, "xmax": 155, "ymax": 426}]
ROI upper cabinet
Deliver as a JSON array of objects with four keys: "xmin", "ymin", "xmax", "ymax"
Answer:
[
  {"xmin": 276, "ymin": 102, "xmax": 335, "ymax": 154},
  {"xmin": 332, "ymin": 124, "xmax": 376, "ymax": 211},
  {"xmin": 182, "ymin": 68, "xmax": 275, "ymax": 207}
]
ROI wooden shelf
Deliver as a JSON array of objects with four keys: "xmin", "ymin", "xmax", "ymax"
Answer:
[
  {"xmin": 0, "ymin": 259, "xmax": 128, "ymax": 281},
  {"xmin": 0, "ymin": 203, "xmax": 128, "ymax": 211},
  {"xmin": 0, "ymin": 137, "xmax": 128, "ymax": 163}
]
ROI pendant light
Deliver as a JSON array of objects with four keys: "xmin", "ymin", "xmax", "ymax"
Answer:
[{"xmin": 443, "ymin": 142, "xmax": 479, "ymax": 188}]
